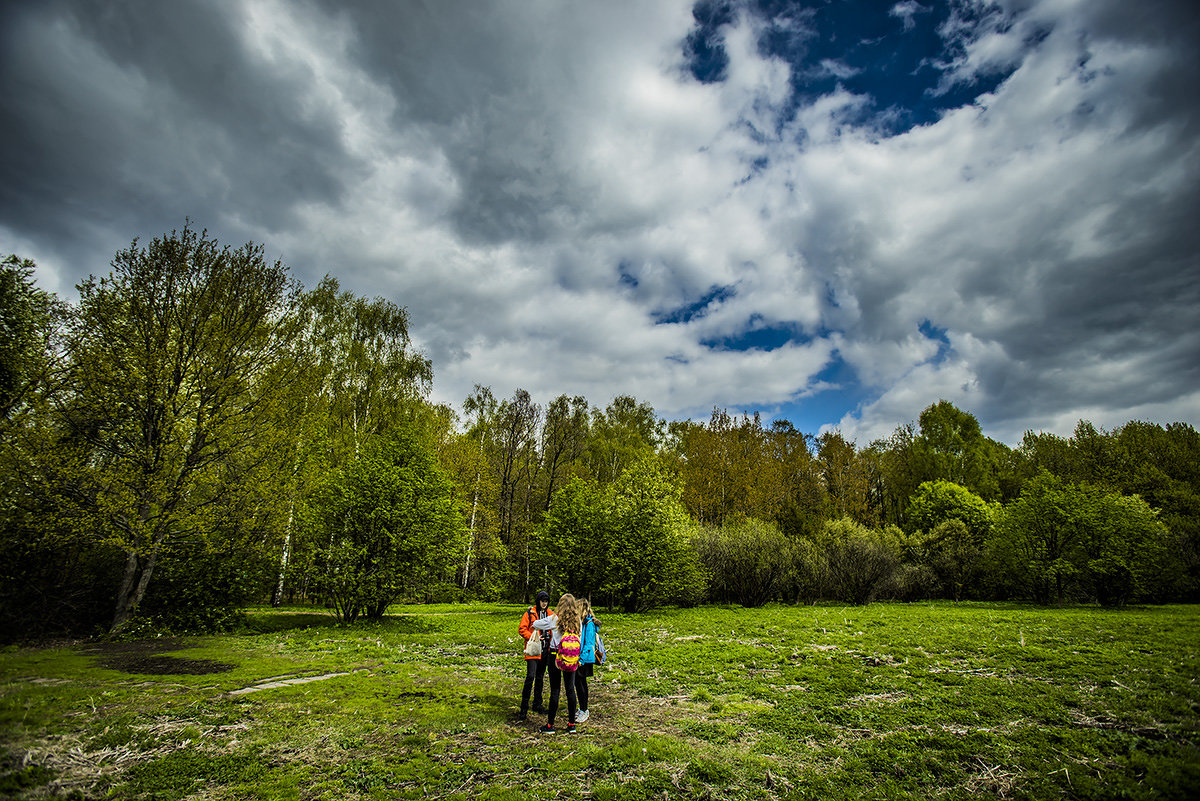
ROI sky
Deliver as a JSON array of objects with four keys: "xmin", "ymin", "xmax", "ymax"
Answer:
[{"xmin": 1, "ymin": 0, "xmax": 1197, "ymax": 445}]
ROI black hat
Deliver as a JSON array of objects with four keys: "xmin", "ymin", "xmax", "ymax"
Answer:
[{"xmin": 536, "ymin": 590, "xmax": 550, "ymax": 602}]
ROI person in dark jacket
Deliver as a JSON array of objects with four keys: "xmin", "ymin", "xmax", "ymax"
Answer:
[{"xmin": 517, "ymin": 590, "xmax": 553, "ymax": 720}]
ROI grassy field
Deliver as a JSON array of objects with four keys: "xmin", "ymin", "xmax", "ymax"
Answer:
[{"xmin": 1, "ymin": 602, "xmax": 1198, "ymax": 800}]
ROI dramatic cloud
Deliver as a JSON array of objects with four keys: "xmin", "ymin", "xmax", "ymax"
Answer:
[{"xmin": 1, "ymin": 0, "xmax": 1196, "ymax": 445}]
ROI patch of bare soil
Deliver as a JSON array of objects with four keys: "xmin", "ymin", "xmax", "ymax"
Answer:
[{"xmin": 83, "ymin": 638, "xmax": 235, "ymax": 675}]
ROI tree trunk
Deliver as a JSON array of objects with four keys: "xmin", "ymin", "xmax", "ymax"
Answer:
[
  {"xmin": 272, "ymin": 499, "xmax": 295, "ymax": 606},
  {"xmin": 112, "ymin": 550, "xmax": 140, "ymax": 630},
  {"xmin": 463, "ymin": 470, "xmax": 479, "ymax": 589},
  {"xmin": 112, "ymin": 549, "xmax": 159, "ymax": 631}
]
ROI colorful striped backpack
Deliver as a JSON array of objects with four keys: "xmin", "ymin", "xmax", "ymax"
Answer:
[{"xmin": 555, "ymin": 630, "xmax": 581, "ymax": 671}]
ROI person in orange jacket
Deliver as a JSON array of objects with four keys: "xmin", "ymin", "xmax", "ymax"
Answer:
[{"xmin": 518, "ymin": 590, "xmax": 553, "ymax": 721}]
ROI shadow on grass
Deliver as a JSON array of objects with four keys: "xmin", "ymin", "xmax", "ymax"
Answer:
[
  {"xmin": 240, "ymin": 611, "xmax": 448, "ymax": 636},
  {"xmin": 240, "ymin": 613, "xmax": 338, "ymax": 635},
  {"xmin": 82, "ymin": 638, "xmax": 236, "ymax": 675}
]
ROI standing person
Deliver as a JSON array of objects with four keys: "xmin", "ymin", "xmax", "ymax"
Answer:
[
  {"xmin": 518, "ymin": 590, "xmax": 553, "ymax": 721},
  {"xmin": 531, "ymin": 593, "xmax": 581, "ymax": 733},
  {"xmin": 575, "ymin": 599, "xmax": 602, "ymax": 722}
]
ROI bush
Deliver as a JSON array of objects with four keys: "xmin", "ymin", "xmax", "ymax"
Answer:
[
  {"xmin": 303, "ymin": 426, "xmax": 465, "ymax": 622},
  {"xmin": 690, "ymin": 518, "xmax": 794, "ymax": 606},
  {"xmin": 923, "ymin": 519, "xmax": 985, "ymax": 601},
  {"xmin": 819, "ymin": 518, "xmax": 900, "ymax": 604}
]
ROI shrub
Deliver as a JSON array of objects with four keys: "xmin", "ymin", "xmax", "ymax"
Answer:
[
  {"xmin": 819, "ymin": 518, "xmax": 900, "ymax": 604},
  {"xmin": 303, "ymin": 426, "xmax": 464, "ymax": 622},
  {"xmin": 690, "ymin": 518, "xmax": 794, "ymax": 606}
]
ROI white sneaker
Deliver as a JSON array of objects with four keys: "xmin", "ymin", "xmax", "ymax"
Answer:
[{"xmin": 576, "ymin": 709, "xmax": 590, "ymax": 723}]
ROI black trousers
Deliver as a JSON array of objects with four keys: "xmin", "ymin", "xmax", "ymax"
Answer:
[
  {"xmin": 575, "ymin": 665, "xmax": 591, "ymax": 711},
  {"xmin": 521, "ymin": 653, "xmax": 550, "ymax": 713},
  {"xmin": 547, "ymin": 662, "xmax": 577, "ymax": 726}
]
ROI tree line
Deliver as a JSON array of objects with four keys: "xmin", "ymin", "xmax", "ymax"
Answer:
[{"xmin": 1, "ymin": 227, "xmax": 1197, "ymax": 639}]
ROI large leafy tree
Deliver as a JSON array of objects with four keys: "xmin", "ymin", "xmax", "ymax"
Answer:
[
  {"xmin": 536, "ymin": 452, "xmax": 703, "ymax": 612},
  {"xmin": 61, "ymin": 224, "xmax": 300, "ymax": 630},
  {"xmin": 988, "ymin": 471, "xmax": 1168, "ymax": 605},
  {"xmin": 915, "ymin": 400, "xmax": 999, "ymax": 500},
  {"xmin": 988, "ymin": 472, "xmax": 1083, "ymax": 604},
  {"xmin": 267, "ymin": 276, "xmax": 431, "ymax": 605},
  {"xmin": 1076, "ymin": 490, "xmax": 1167, "ymax": 606},
  {"xmin": 0, "ymin": 255, "xmax": 62, "ymax": 421},
  {"xmin": 305, "ymin": 424, "xmax": 464, "ymax": 621}
]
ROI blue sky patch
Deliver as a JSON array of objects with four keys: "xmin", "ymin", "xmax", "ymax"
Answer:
[
  {"xmin": 918, "ymin": 318, "xmax": 951, "ymax": 365},
  {"xmin": 684, "ymin": 0, "xmax": 1022, "ymax": 137},
  {"xmin": 654, "ymin": 283, "xmax": 738, "ymax": 324},
  {"xmin": 775, "ymin": 353, "xmax": 869, "ymax": 436},
  {"xmin": 702, "ymin": 321, "xmax": 799, "ymax": 351}
]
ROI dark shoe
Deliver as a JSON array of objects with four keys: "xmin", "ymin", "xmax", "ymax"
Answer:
[
  {"xmin": 539, "ymin": 724, "xmax": 556, "ymax": 734},
  {"xmin": 531, "ymin": 705, "xmax": 546, "ymax": 714},
  {"xmin": 566, "ymin": 723, "xmax": 576, "ymax": 733}
]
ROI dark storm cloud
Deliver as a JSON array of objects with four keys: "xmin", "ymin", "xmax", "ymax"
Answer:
[{"xmin": 0, "ymin": 0, "xmax": 356, "ymax": 274}]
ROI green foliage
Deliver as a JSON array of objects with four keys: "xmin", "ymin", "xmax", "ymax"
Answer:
[
  {"xmin": 1076, "ymin": 490, "xmax": 1168, "ymax": 606},
  {"xmin": 536, "ymin": 475, "xmax": 612, "ymax": 598},
  {"xmin": 587, "ymin": 396, "xmax": 663, "ymax": 486},
  {"xmin": 906, "ymin": 480, "xmax": 994, "ymax": 542},
  {"xmin": 0, "ymin": 254, "xmax": 60, "ymax": 420},
  {"xmin": 690, "ymin": 518, "xmax": 794, "ymax": 606},
  {"xmin": 989, "ymin": 471, "xmax": 1169, "ymax": 605},
  {"xmin": 919, "ymin": 519, "xmax": 982, "ymax": 600},
  {"xmin": 817, "ymin": 518, "xmax": 901, "ymax": 604},
  {"xmin": 6, "ymin": 223, "xmax": 1200, "ymax": 644},
  {"xmin": 915, "ymin": 400, "xmax": 1000, "ymax": 500},
  {"xmin": 62, "ymin": 223, "xmax": 300, "ymax": 630},
  {"xmin": 134, "ymin": 535, "xmax": 267, "ymax": 633},
  {"xmin": 536, "ymin": 453, "xmax": 704, "ymax": 611},
  {"xmin": 989, "ymin": 472, "xmax": 1089, "ymax": 604},
  {"xmin": 605, "ymin": 453, "xmax": 705, "ymax": 611},
  {"xmin": 304, "ymin": 424, "xmax": 465, "ymax": 621}
]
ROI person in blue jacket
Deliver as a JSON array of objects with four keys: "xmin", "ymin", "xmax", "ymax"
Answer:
[{"xmin": 575, "ymin": 598, "xmax": 602, "ymax": 722}]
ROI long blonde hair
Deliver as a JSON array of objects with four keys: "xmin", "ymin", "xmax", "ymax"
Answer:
[
  {"xmin": 579, "ymin": 598, "xmax": 600, "ymax": 626},
  {"xmin": 556, "ymin": 593, "xmax": 581, "ymax": 635}
]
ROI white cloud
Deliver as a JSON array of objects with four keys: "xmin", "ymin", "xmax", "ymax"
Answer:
[
  {"xmin": 0, "ymin": 0, "xmax": 1195, "ymax": 441},
  {"xmin": 890, "ymin": 1, "xmax": 930, "ymax": 32}
]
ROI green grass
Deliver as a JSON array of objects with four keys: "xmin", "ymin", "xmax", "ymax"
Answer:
[{"xmin": 2, "ymin": 602, "xmax": 1198, "ymax": 799}]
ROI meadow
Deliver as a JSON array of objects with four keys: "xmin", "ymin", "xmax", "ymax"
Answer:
[{"xmin": 2, "ymin": 602, "xmax": 1198, "ymax": 800}]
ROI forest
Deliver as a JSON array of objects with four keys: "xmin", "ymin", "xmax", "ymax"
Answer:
[{"xmin": 2, "ymin": 226, "xmax": 1198, "ymax": 640}]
